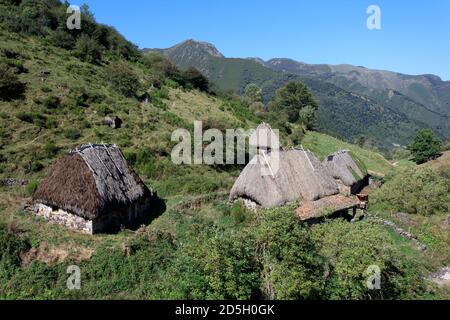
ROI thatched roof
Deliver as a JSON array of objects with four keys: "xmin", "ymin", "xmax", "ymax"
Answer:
[
  {"xmin": 323, "ymin": 150, "xmax": 368, "ymax": 187},
  {"xmin": 33, "ymin": 144, "xmax": 152, "ymax": 220},
  {"xmin": 249, "ymin": 123, "xmax": 278, "ymax": 150},
  {"xmin": 229, "ymin": 148, "xmax": 339, "ymax": 208},
  {"xmin": 296, "ymin": 194, "xmax": 357, "ymax": 221}
]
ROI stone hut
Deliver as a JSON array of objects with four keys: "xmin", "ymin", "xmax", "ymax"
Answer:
[
  {"xmin": 322, "ymin": 150, "xmax": 369, "ymax": 195},
  {"xmin": 32, "ymin": 144, "xmax": 154, "ymax": 234},
  {"xmin": 229, "ymin": 148, "xmax": 339, "ymax": 208}
]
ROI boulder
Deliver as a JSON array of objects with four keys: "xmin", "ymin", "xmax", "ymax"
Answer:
[{"xmin": 103, "ymin": 116, "xmax": 122, "ymax": 129}]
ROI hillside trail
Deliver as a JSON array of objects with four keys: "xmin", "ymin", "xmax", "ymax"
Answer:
[{"xmin": 366, "ymin": 212, "xmax": 427, "ymax": 251}]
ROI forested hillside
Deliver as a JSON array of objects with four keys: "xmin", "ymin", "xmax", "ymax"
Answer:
[{"xmin": 151, "ymin": 40, "xmax": 449, "ymax": 152}]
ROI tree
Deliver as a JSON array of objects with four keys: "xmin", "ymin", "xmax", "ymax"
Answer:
[
  {"xmin": 244, "ymin": 84, "xmax": 265, "ymax": 115},
  {"xmin": 270, "ymin": 81, "xmax": 318, "ymax": 123},
  {"xmin": 106, "ymin": 62, "xmax": 140, "ymax": 97},
  {"xmin": 50, "ymin": 28, "xmax": 75, "ymax": 49},
  {"xmin": 299, "ymin": 105, "xmax": 318, "ymax": 130},
  {"xmin": 74, "ymin": 34, "xmax": 103, "ymax": 64},
  {"xmin": 244, "ymin": 83, "xmax": 262, "ymax": 104},
  {"xmin": 407, "ymin": 129, "xmax": 442, "ymax": 164},
  {"xmin": 183, "ymin": 67, "xmax": 209, "ymax": 92},
  {"xmin": 0, "ymin": 63, "xmax": 25, "ymax": 100}
]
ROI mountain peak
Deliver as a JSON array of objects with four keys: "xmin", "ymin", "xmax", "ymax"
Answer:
[{"xmin": 174, "ymin": 39, "xmax": 224, "ymax": 58}]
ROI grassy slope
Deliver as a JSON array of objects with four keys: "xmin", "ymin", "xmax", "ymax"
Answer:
[{"xmin": 302, "ymin": 131, "xmax": 393, "ymax": 176}]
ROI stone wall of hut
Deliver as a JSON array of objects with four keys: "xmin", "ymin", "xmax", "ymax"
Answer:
[
  {"xmin": 33, "ymin": 203, "xmax": 94, "ymax": 234},
  {"xmin": 32, "ymin": 198, "xmax": 153, "ymax": 234}
]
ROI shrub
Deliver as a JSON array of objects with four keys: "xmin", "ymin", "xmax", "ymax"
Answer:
[
  {"xmin": 156, "ymin": 229, "xmax": 260, "ymax": 300},
  {"xmin": 162, "ymin": 112, "xmax": 185, "ymax": 127},
  {"xmin": 96, "ymin": 104, "xmax": 112, "ymax": 116},
  {"xmin": 253, "ymin": 205, "xmax": 325, "ymax": 300},
  {"xmin": 43, "ymin": 142, "xmax": 59, "ymax": 157},
  {"xmin": 25, "ymin": 180, "xmax": 40, "ymax": 196},
  {"xmin": 118, "ymin": 134, "xmax": 132, "ymax": 148},
  {"xmin": 50, "ymin": 28, "xmax": 75, "ymax": 49},
  {"xmin": 16, "ymin": 112, "xmax": 55, "ymax": 129},
  {"xmin": 43, "ymin": 95, "xmax": 60, "ymax": 109},
  {"xmin": 182, "ymin": 67, "xmax": 209, "ymax": 92},
  {"xmin": 299, "ymin": 105, "xmax": 318, "ymax": 130},
  {"xmin": 41, "ymin": 85, "xmax": 52, "ymax": 93},
  {"xmin": 0, "ymin": 63, "xmax": 25, "ymax": 100},
  {"xmin": 106, "ymin": 62, "xmax": 140, "ymax": 97},
  {"xmin": 63, "ymin": 128, "xmax": 81, "ymax": 140},
  {"xmin": 311, "ymin": 219, "xmax": 429, "ymax": 299},
  {"xmin": 372, "ymin": 167, "xmax": 450, "ymax": 216},
  {"xmin": 74, "ymin": 34, "xmax": 103, "ymax": 64},
  {"xmin": 0, "ymin": 112, "xmax": 9, "ymax": 119},
  {"xmin": 30, "ymin": 161, "xmax": 44, "ymax": 172},
  {"xmin": 0, "ymin": 223, "xmax": 30, "ymax": 280},
  {"xmin": 230, "ymin": 201, "xmax": 251, "ymax": 225}
]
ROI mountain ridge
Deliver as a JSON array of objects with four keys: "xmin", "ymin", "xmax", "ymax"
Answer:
[{"xmin": 145, "ymin": 40, "xmax": 450, "ymax": 150}]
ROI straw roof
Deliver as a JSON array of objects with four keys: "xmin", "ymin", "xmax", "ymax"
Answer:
[
  {"xmin": 33, "ymin": 144, "xmax": 152, "ymax": 220},
  {"xmin": 249, "ymin": 123, "xmax": 278, "ymax": 150},
  {"xmin": 296, "ymin": 194, "xmax": 357, "ymax": 221},
  {"xmin": 229, "ymin": 148, "xmax": 339, "ymax": 208},
  {"xmin": 323, "ymin": 150, "xmax": 368, "ymax": 187}
]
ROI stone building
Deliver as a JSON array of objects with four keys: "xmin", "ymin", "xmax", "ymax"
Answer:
[{"xmin": 31, "ymin": 144, "xmax": 155, "ymax": 234}]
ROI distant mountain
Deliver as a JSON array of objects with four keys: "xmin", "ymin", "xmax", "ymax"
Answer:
[
  {"xmin": 264, "ymin": 58, "xmax": 450, "ymax": 117},
  {"xmin": 145, "ymin": 40, "xmax": 450, "ymax": 150}
]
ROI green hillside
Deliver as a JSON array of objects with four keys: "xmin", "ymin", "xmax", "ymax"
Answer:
[
  {"xmin": 302, "ymin": 131, "xmax": 393, "ymax": 176},
  {"xmin": 0, "ymin": 1, "xmax": 448, "ymax": 301}
]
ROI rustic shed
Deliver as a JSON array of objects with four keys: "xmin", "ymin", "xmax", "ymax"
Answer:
[
  {"xmin": 322, "ymin": 150, "xmax": 369, "ymax": 195},
  {"xmin": 32, "ymin": 144, "xmax": 154, "ymax": 234},
  {"xmin": 229, "ymin": 148, "xmax": 339, "ymax": 208}
]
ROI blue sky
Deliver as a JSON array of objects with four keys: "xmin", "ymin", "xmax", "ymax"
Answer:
[{"xmin": 81, "ymin": 0, "xmax": 450, "ymax": 80}]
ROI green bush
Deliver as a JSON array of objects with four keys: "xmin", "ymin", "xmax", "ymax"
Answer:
[
  {"xmin": 106, "ymin": 62, "xmax": 140, "ymax": 97},
  {"xmin": 50, "ymin": 28, "xmax": 75, "ymax": 49},
  {"xmin": 30, "ymin": 161, "xmax": 44, "ymax": 172},
  {"xmin": 41, "ymin": 85, "xmax": 52, "ymax": 93},
  {"xmin": 230, "ymin": 201, "xmax": 251, "ymax": 225},
  {"xmin": 182, "ymin": 67, "xmax": 209, "ymax": 92},
  {"xmin": 16, "ymin": 112, "xmax": 55, "ymax": 129},
  {"xmin": 254, "ymin": 205, "xmax": 324, "ymax": 299},
  {"xmin": 74, "ymin": 34, "xmax": 103, "ymax": 64},
  {"xmin": 43, "ymin": 142, "xmax": 59, "ymax": 157},
  {"xmin": 311, "ymin": 219, "xmax": 429, "ymax": 300},
  {"xmin": 0, "ymin": 223, "xmax": 30, "ymax": 281},
  {"xmin": 25, "ymin": 180, "xmax": 40, "ymax": 196},
  {"xmin": 43, "ymin": 95, "xmax": 60, "ymax": 109},
  {"xmin": 156, "ymin": 228, "xmax": 260, "ymax": 300},
  {"xmin": 269, "ymin": 81, "xmax": 318, "ymax": 124},
  {"xmin": 372, "ymin": 167, "xmax": 450, "ymax": 216},
  {"xmin": 0, "ymin": 63, "xmax": 25, "ymax": 100},
  {"xmin": 96, "ymin": 104, "xmax": 112, "ymax": 116},
  {"xmin": 63, "ymin": 128, "xmax": 81, "ymax": 140}
]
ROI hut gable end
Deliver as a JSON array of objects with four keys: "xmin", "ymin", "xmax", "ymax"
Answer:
[
  {"xmin": 33, "ymin": 154, "xmax": 101, "ymax": 220},
  {"xmin": 33, "ymin": 144, "xmax": 152, "ymax": 221}
]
